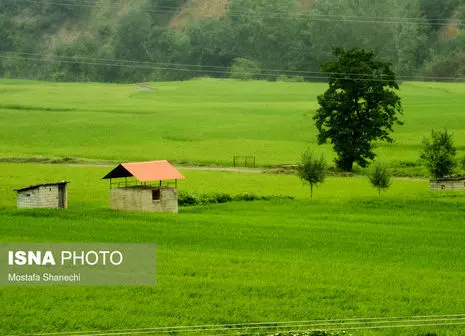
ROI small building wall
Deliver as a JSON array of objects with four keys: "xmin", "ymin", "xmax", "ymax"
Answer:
[
  {"xmin": 17, "ymin": 185, "xmax": 68, "ymax": 209},
  {"xmin": 110, "ymin": 187, "xmax": 178, "ymax": 213},
  {"xmin": 430, "ymin": 179, "xmax": 465, "ymax": 191}
]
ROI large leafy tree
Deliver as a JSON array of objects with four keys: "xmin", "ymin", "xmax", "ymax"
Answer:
[{"xmin": 314, "ymin": 47, "xmax": 403, "ymax": 172}]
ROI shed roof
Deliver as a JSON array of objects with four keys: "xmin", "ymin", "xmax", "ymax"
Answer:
[
  {"xmin": 102, "ymin": 160, "xmax": 185, "ymax": 182},
  {"xmin": 15, "ymin": 181, "xmax": 69, "ymax": 192}
]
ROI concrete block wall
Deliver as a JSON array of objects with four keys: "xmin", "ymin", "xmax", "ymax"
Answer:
[
  {"xmin": 110, "ymin": 187, "xmax": 178, "ymax": 213},
  {"xmin": 430, "ymin": 180, "xmax": 465, "ymax": 191},
  {"xmin": 17, "ymin": 185, "xmax": 67, "ymax": 209}
]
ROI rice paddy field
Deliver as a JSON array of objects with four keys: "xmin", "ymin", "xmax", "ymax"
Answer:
[
  {"xmin": 0, "ymin": 79, "xmax": 465, "ymax": 170},
  {"xmin": 1, "ymin": 79, "xmax": 465, "ymax": 336}
]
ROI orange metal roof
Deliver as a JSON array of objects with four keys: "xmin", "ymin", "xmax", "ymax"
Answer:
[{"xmin": 103, "ymin": 160, "xmax": 185, "ymax": 182}]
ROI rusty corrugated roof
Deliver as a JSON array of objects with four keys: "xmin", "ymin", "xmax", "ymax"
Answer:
[{"xmin": 103, "ymin": 160, "xmax": 185, "ymax": 182}]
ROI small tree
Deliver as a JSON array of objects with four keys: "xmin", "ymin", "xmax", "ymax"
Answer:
[
  {"xmin": 420, "ymin": 129, "xmax": 456, "ymax": 179},
  {"xmin": 368, "ymin": 162, "xmax": 392, "ymax": 196},
  {"xmin": 296, "ymin": 149, "xmax": 327, "ymax": 199}
]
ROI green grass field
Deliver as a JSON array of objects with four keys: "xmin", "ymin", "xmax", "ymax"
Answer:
[
  {"xmin": 1, "ymin": 163, "xmax": 465, "ymax": 336},
  {"xmin": 1, "ymin": 79, "xmax": 465, "ymax": 171},
  {"xmin": 1, "ymin": 79, "xmax": 465, "ymax": 336}
]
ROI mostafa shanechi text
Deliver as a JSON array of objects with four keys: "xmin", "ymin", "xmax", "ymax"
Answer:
[{"xmin": 0, "ymin": 243, "xmax": 156, "ymax": 286}]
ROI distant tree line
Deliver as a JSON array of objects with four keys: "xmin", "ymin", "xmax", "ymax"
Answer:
[{"xmin": 1, "ymin": 0, "xmax": 465, "ymax": 82}]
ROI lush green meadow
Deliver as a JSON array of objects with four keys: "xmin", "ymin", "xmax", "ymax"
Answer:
[
  {"xmin": 1, "ymin": 79, "xmax": 465, "ymax": 171},
  {"xmin": 0, "ymin": 163, "xmax": 429, "ymax": 208},
  {"xmin": 2, "ymin": 79, "xmax": 465, "ymax": 336},
  {"xmin": 1, "ymin": 163, "xmax": 465, "ymax": 335}
]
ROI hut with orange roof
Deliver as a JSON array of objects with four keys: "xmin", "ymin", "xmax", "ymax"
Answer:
[{"xmin": 103, "ymin": 160, "xmax": 184, "ymax": 213}]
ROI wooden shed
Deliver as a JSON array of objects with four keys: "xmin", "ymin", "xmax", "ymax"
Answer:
[
  {"xmin": 430, "ymin": 177, "xmax": 465, "ymax": 191},
  {"xmin": 15, "ymin": 181, "xmax": 69, "ymax": 209},
  {"xmin": 103, "ymin": 160, "xmax": 184, "ymax": 213}
]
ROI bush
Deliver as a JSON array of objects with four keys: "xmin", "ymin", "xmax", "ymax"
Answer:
[
  {"xmin": 233, "ymin": 193, "xmax": 260, "ymax": 201},
  {"xmin": 178, "ymin": 191, "xmax": 199, "ymax": 206},
  {"xmin": 276, "ymin": 75, "xmax": 305, "ymax": 82},
  {"xmin": 178, "ymin": 191, "xmax": 293, "ymax": 206},
  {"xmin": 395, "ymin": 160, "xmax": 420, "ymax": 168},
  {"xmin": 420, "ymin": 129, "xmax": 457, "ymax": 178},
  {"xmin": 229, "ymin": 57, "xmax": 261, "ymax": 80},
  {"xmin": 213, "ymin": 193, "xmax": 233, "ymax": 203},
  {"xmin": 199, "ymin": 193, "xmax": 214, "ymax": 204}
]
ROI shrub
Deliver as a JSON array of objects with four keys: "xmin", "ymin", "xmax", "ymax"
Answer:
[
  {"xmin": 229, "ymin": 57, "xmax": 261, "ymax": 80},
  {"xmin": 198, "ymin": 193, "xmax": 214, "ymax": 205},
  {"xmin": 233, "ymin": 193, "xmax": 260, "ymax": 201},
  {"xmin": 263, "ymin": 195, "xmax": 294, "ymax": 201},
  {"xmin": 213, "ymin": 193, "xmax": 233, "ymax": 203},
  {"xmin": 395, "ymin": 160, "xmax": 419, "ymax": 168},
  {"xmin": 178, "ymin": 191, "xmax": 199, "ymax": 206},
  {"xmin": 178, "ymin": 192, "xmax": 294, "ymax": 206},
  {"xmin": 276, "ymin": 75, "xmax": 305, "ymax": 82}
]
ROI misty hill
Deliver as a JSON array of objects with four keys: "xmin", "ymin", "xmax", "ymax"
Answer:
[{"xmin": 0, "ymin": 0, "xmax": 464, "ymax": 82}]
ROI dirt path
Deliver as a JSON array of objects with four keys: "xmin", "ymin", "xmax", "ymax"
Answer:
[
  {"xmin": 55, "ymin": 164, "xmax": 429, "ymax": 180},
  {"xmin": 2, "ymin": 160, "xmax": 429, "ymax": 179},
  {"xmin": 178, "ymin": 167, "xmax": 265, "ymax": 174},
  {"xmin": 61, "ymin": 163, "xmax": 264, "ymax": 173}
]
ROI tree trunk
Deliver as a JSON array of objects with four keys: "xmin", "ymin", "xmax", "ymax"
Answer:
[{"xmin": 336, "ymin": 157, "xmax": 354, "ymax": 172}]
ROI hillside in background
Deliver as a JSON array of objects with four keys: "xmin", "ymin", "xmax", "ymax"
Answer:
[
  {"xmin": 1, "ymin": 0, "xmax": 465, "ymax": 82},
  {"xmin": 168, "ymin": 0, "xmax": 316, "ymax": 28}
]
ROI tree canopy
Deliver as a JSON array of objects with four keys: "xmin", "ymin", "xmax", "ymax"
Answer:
[
  {"xmin": 314, "ymin": 47, "xmax": 403, "ymax": 172},
  {"xmin": 420, "ymin": 129, "xmax": 457, "ymax": 179},
  {"xmin": 368, "ymin": 161, "xmax": 392, "ymax": 196},
  {"xmin": 0, "ymin": 0, "xmax": 465, "ymax": 82},
  {"xmin": 296, "ymin": 149, "xmax": 327, "ymax": 199}
]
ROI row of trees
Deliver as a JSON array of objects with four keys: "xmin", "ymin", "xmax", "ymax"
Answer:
[
  {"xmin": 296, "ymin": 150, "xmax": 392, "ymax": 198},
  {"xmin": 297, "ymin": 129, "xmax": 461, "ymax": 199},
  {"xmin": 297, "ymin": 46, "xmax": 462, "ymax": 198},
  {"xmin": 1, "ymin": 0, "xmax": 465, "ymax": 81}
]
